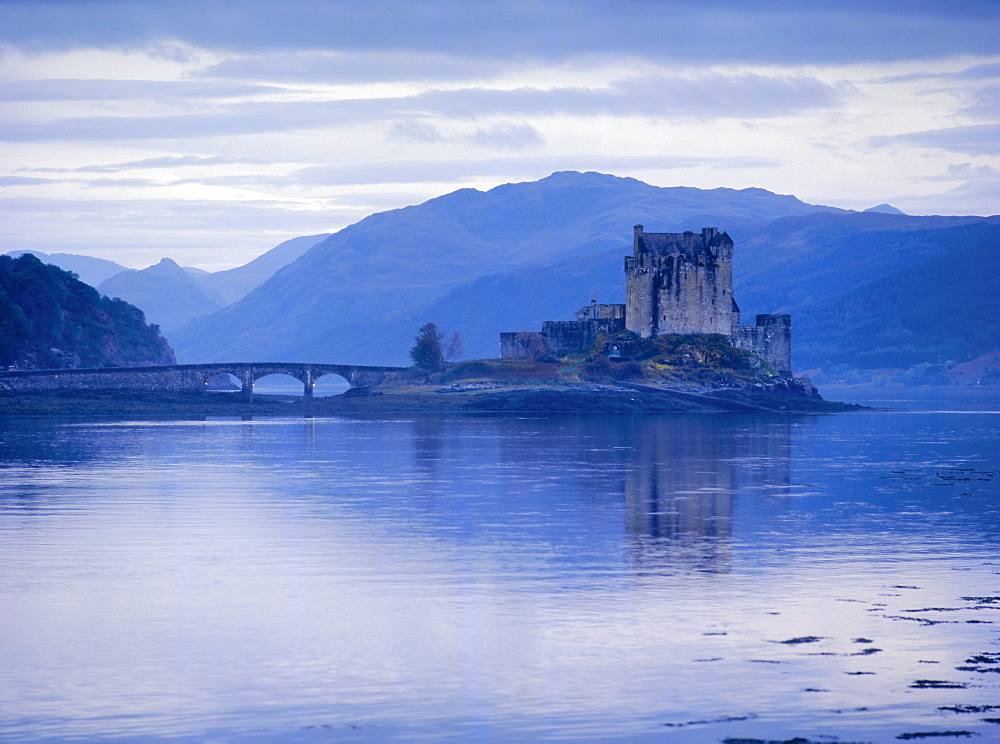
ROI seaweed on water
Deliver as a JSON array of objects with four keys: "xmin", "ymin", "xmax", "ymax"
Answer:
[
  {"xmin": 910, "ymin": 680, "xmax": 969, "ymax": 689},
  {"xmin": 895, "ymin": 733, "xmax": 975, "ymax": 740},
  {"xmin": 966, "ymin": 654, "xmax": 1000, "ymax": 664},
  {"xmin": 723, "ymin": 739, "xmax": 870, "ymax": 744},
  {"xmin": 884, "ymin": 614, "xmax": 951, "ymax": 625},
  {"xmin": 938, "ymin": 704, "xmax": 1000, "ymax": 713},
  {"xmin": 777, "ymin": 636, "xmax": 825, "ymax": 644},
  {"xmin": 662, "ymin": 713, "xmax": 755, "ymax": 728},
  {"xmin": 850, "ymin": 648, "xmax": 883, "ymax": 656}
]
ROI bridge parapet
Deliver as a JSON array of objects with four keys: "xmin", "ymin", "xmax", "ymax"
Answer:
[{"xmin": 0, "ymin": 362, "xmax": 411, "ymax": 397}]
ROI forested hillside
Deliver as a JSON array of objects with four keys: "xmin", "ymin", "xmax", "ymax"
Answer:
[{"xmin": 0, "ymin": 254, "xmax": 175, "ymax": 369}]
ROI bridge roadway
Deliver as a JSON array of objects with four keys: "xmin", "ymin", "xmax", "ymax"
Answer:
[{"xmin": 0, "ymin": 362, "xmax": 410, "ymax": 398}]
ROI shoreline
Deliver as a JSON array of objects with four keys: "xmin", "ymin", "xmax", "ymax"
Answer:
[{"xmin": 0, "ymin": 382, "xmax": 864, "ymax": 420}]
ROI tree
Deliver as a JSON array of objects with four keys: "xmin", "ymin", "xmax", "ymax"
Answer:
[
  {"xmin": 444, "ymin": 330, "xmax": 463, "ymax": 361},
  {"xmin": 410, "ymin": 322, "xmax": 445, "ymax": 372},
  {"xmin": 410, "ymin": 323, "xmax": 464, "ymax": 372}
]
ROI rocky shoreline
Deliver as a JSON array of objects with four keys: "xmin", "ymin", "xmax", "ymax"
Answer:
[{"xmin": 0, "ymin": 377, "xmax": 862, "ymax": 419}]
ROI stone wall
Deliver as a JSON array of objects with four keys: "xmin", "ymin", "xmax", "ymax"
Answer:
[
  {"xmin": 501, "ymin": 311, "xmax": 626, "ymax": 360},
  {"xmin": 541, "ymin": 317, "xmax": 626, "ymax": 356},
  {"xmin": 575, "ymin": 301, "xmax": 626, "ymax": 322},
  {"xmin": 500, "ymin": 332, "xmax": 553, "ymax": 360},
  {"xmin": 733, "ymin": 314, "xmax": 792, "ymax": 376}
]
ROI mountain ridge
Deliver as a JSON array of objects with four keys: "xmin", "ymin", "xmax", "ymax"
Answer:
[{"xmin": 171, "ymin": 171, "xmax": 847, "ymax": 364}]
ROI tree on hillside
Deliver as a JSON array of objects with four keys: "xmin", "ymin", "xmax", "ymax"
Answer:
[
  {"xmin": 0, "ymin": 253, "xmax": 174, "ymax": 369},
  {"xmin": 409, "ymin": 323, "xmax": 463, "ymax": 372}
]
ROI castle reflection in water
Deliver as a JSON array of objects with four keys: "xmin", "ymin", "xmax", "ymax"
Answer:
[
  {"xmin": 407, "ymin": 414, "xmax": 799, "ymax": 576},
  {"xmin": 623, "ymin": 416, "xmax": 795, "ymax": 574}
]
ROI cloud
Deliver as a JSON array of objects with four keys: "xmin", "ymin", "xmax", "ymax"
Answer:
[
  {"xmin": 199, "ymin": 50, "xmax": 509, "ymax": 84},
  {"xmin": 0, "ymin": 73, "xmax": 846, "ymax": 143},
  {"xmin": 74, "ymin": 155, "xmax": 270, "ymax": 173},
  {"xmin": 946, "ymin": 163, "xmax": 998, "ymax": 179},
  {"xmin": 416, "ymin": 74, "xmax": 846, "ymax": 119},
  {"xmin": 959, "ymin": 84, "xmax": 1000, "ymax": 118},
  {"xmin": 921, "ymin": 163, "xmax": 999, "ymax": 182},
  {"xmin": 893, "ymin": 177, "xmax": 1000, "ymax": 217},
  {"xmin": 0, "ymin": 78, "xmax": 281, "ymax": 102},
  {"xmin": 0, "ymin": 176, "xmax": 57, "ymax": 186},
  {"xmin": 871, "ymin": 123, "xmax": 999, "ymax": 155},
  {"xmin": 879, "ymin": 61, "xmax": 1000, "ymax": 84},
  {"xmin": 387, "ymin": 120, "xmax": 444, "ymax": 144},
  {"xmin": 0, "ymin": 195, "xmax": 363, "ymax": 266},
  {"xmin": 0, "ymin": 1, "xmax": 996, "ymax": 65},
  {"xmin": 467, "ymin": 123, "xmax": 544, "ymax": 150}
]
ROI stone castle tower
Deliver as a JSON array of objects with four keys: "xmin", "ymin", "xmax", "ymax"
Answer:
[
  {"xmin": 500, "ymin": 224, "xmax": 793, "ymax": 376},
  {"xmin": 625, "ymin": 226, "xmax": 734, "ymax": 337}
]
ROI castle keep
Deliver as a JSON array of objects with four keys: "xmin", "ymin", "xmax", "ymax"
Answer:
[
  {"xmin": 626, "ymin": 226, "xmax": 734, "ymax": 337},
  {"xmin": 500, "ymin": 225, "xmax": 792, "ymax": 376}
]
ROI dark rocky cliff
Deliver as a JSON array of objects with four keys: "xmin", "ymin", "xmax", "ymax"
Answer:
[{"xmin": 0, "ymin": 253, "xmax": 175, "ymax": 370}]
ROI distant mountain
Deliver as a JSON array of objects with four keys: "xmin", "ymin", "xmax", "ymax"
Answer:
[
  {"xmin": 786, "ymin": 218, "xmax": 1000, "ymax": 369},
  {"xmin": 863, "ymin": 203, "xmax": 906, "ymax": 215},
  {"xmin": 420, "ymin": 212, "xmax": 1000, "ymax": 369},
  {"xmin": 99, "ymin": 258, "xmax": 223, "ymax": 336},
  {"xmin": 167, "ymin": 170, "xmax": 998, "ymax": 372},
  {"xmin": 0, "ymin": 253, "xmax": 174, "ymax": 369},
  {"xmin": 732, "ymin": 211, "xmax": 994, "ymax": 315},
  {"xmin": 4, "ymin": 250, "xmax": 128, "ymax": 288},
  {"xmin": 193, "ymin": 233, "xmax": 330, "ymax": 305},
  {"xmin": 172, "ymin": 171, "xmax": 845, "ymax": 364}
]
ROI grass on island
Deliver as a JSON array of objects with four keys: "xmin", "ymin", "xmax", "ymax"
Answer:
[{"xmin": 428, "ymin": 333, "xmax": 779, "ymax": 389}]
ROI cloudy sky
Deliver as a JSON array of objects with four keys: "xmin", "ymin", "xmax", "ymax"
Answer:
[{"xmin": 1, "ymin": 0, "xmax": 997, "ymax": 270}]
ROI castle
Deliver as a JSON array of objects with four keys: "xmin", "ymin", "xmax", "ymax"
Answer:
[{"xmin": 500, "ymin": 225, "xmax": 792, "ymax": 375}]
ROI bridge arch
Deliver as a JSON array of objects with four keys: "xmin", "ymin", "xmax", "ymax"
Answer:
[
  {"xmin": 203, "ymin": 371, "xmax": 241, "ymax": 392},
  {"xmin": 252, "ymin": 372, "xmax": 308, "ymax": 396},
  {"xmin": 311, "ymin": 371, "xmax": 350, "ymax": 397}
]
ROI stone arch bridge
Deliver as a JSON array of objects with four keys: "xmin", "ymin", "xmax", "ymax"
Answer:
[{"xmin": 0, "ymin": 362, "xmax": 410, "ymax": 398}]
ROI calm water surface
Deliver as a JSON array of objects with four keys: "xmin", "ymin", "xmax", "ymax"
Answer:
[{"xmin": 1, "ymin": 387, "xmax": 999, "ymax": 742}]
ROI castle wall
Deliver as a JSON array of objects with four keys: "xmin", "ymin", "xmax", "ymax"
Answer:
[
  {"xmin": 541, "ymin": 317, "xmax": 626, "ymax": 356},
  {"xmin": 625, "ymin": 257, "xmax": 656, "ymax": 337},
  {"xmin": 733, "ymin": 314, "xmax": 792, "ymax": 376},
  {"xmin": 500, "ymin": 331, "xmax": 553, "ymax": 360},
  {"xmin": 575, "ymin": 302, "xmax": 626, "ymax": 322}
]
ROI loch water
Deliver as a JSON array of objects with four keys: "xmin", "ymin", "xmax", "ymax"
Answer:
[{"xmin": 1, "ymin": 388, "xmax": 999, "ymax": 743}]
